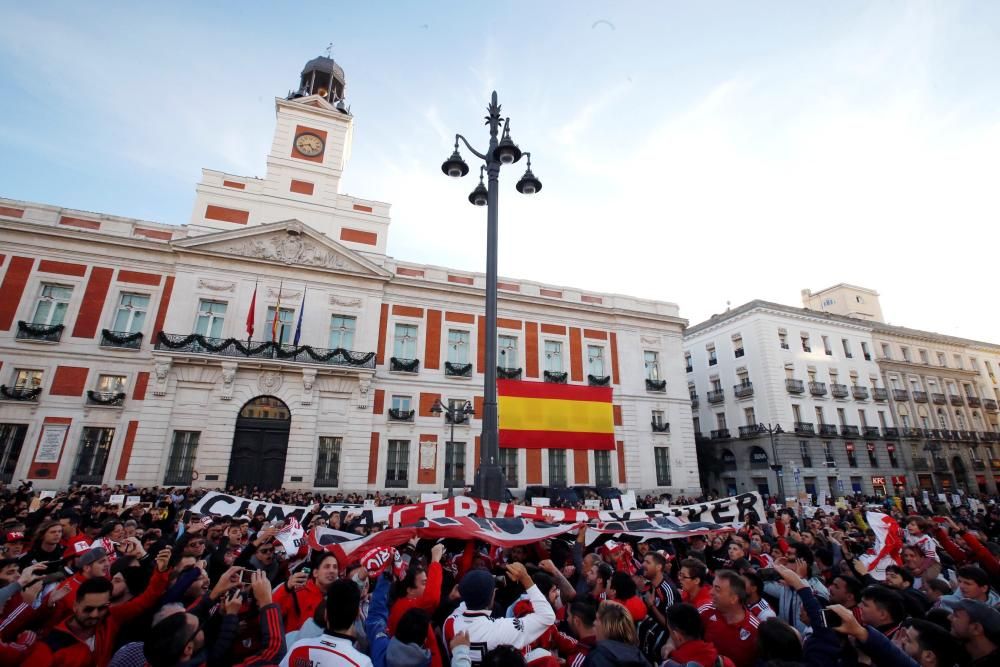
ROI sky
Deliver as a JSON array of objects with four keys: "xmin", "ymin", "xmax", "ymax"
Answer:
[{"xmin": 1, "ymin": 2, "xmax": 999, "ymax": 340}]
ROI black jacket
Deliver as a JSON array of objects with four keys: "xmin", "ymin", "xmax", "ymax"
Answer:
[{"xmin": 583, "ymin": 640, "xmax": 653, "ymax": 667}]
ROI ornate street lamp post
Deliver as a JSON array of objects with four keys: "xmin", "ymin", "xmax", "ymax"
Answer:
[
  {"xmin": 758, "ymin": 422, "xmax": 785, "ymax": 502},
  {"xmin": 441, "ymin": 92, "xmax": 541, "ymax": 501},
  {"xmin": 431, "ymin": 399, "xmax": 475, "ymax": 497}
]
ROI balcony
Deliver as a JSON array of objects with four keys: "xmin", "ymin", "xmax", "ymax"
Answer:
[
  {"xmin": 852, "ymin": 386, "xmax": 869, "ymax": 400},
  {"xmin": 831, "ymin": 384, "xmax": 849, "ymax": 398},
  {"xmin": 690, "ymin": 395, "xmax": 699, "ymax": 408},
  {"xmin": 0, "ymin": 385, "xmax": 41, "ymax": 402},
  {"xmin": 981, "ymin": 432, "xmax": 999, "ymax": 442},
  {"xmin": 794, "ymin": 422, "xmax": 815, "ymax": 435},
  {"xmin": 958, "ymin": 430, "xmax": 976, "ymax": 441},
  {"xmin": 900, "ymin": 427, "xmax": 920, "ymax": 439},
  {"xmin": 786, "ymin": 379, "xmax": 805, "ymax": 394},
  {"xmin": 892, "ymin": 389, "xmax": 909, "ymax": 401},
  {"xmin": 544, "ymin": 370, "xmax": 568, "ymax": 384},
  {"xmin": 984, "ymin": 399, "xmax": 999, "ymax": 412},
  {"xmin": 932, "ymin": 458, "xmax": 950, "ymax": 473},
  {"xmin": 735, "ymin": 348, "xmax": 745, "ymax": 358},
  {"xmin": 155, "ymin": 332, "xmax": 378, "ymax": 369},
  {"xmin": 819, "ymin": 424, "xmax": 838, "ymax": 437},
  {"xmin": 809, "ymin": 382, "xmax": 828, "ymax": 396},
  {"xmin": 711, "ymin": 428, "xmax": 731, "ymax": 440},
  {"xmin": 686, "ymin": 365, "xmax": 693, "ymax": 373},
  {"xmin": 780, "ymin": 343, "xmax": 790, "ymax": 350},
  {"xmin": 388, "ymin": 357, "xmax": 419, "ymax": 372},
  {"xmin": 873, "ymin": 388, "xmax": 889, "ymax": 401},
  {"xmin": 99, "ymin": 329, "xmax": 143, "ymax": 350},
  {"xmin": 445, "ymin": 362, "xmax": 473, "ymax": 378},
  {"xmin": 651, "ymin": 421, "xmax": 670, "ymax": 433},
  {"xmin": 498, "ymin": 367, "xmax": 523, "ymax": 380},
  {"xmin": 863, "ymin": 353, "xmax": 872, "ymax": 361},
  {"xmin": 707, "ymin": 389, "xmax": 725, "ymax": 404},
  {"xmin": 967, "ymin": 396, "xmax": 981, "ymax": 408},
  {"xmin": 588, "ymin": 374, "xmax": 611, "ymax": 387},
  {"xmin": 931, "ymin": 392, "xmax": 946, "ymax": 405},
  {"xmin": 863, "ymin": 426, "xmax": 880, "ymax": 438},
  {"xmin": 387, "ymin": 409, "xmax": 415, "ymax": 422},
  {"xmin": 912, "ymin": 457, "xmax": 930, "ymax": 471},
  {"xmin": 733, "ymin": 382, "xmax": 754, "ymax": 398},
  {"xmin": 883, "ymin": 427, "xmax": 899, "ymax": 438},
  {"xmin": 840, "ymin": 425, "xmax": 860, "ymax": 437},
  {"xmin": 738, "ymin": 425, "xmax": 759, "ymax": 439},
  {"xmin": 708, "ymin": 358, "xmax": 718, "ymax": 366},
  {"xmin": 85, "ymin": 391, "xmax": 125, "ymax": 407},
  {"xmin": 950, "ymin": 394, "xmax": 965, "ymax": 407},
  {"xmin": 912, "ymin": 391, "xmax": 929, "ymax": 403},
  {"xmin": 972, "ymin": 459, "xmax": 986, "ymax": 471},
  {"xmin": 16, "ymin": 320, "xmax": 64, "ymax": 343},
  {"xmin": 645, "ymin": 378, "xmax": 667, "ymax": 392}
]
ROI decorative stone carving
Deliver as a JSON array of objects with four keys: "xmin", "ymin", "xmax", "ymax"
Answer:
[
  {"xmin": 267, "ymin": 287, "xmax": 302, "ymax": 300},
  {"xmin": 357, "ymin": 377, "xmax": 371, "ymax": 409},
  {"xmin": 197, "ymin": 279, "xmax": 236, "ymax": 292},
  {"xmin": 220, "ymin": 362, "xmax": 237, "ymax": 401},
  {"xmin": 258, "ymin": 370, "xmax": 283, "ymax": 393},
  {"xmin": 329, "ymin": 295, "xmax": 362, "ymax": 307},
  {"xmin": 640, "ymin": 335, "xmax": 661, "ymax": 346},
  {"xmin": 153, "ymin": 358, "xmax": 171, "ymax": 396},
  {"xmin": 225, "ymin": 234, "xmax": 352, "ymax": 270},
  {"xmin": 301, "ymin": 368, "xmax": 316, "ymax": 406}
]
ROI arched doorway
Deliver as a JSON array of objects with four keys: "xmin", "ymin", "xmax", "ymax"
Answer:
[
  {"xmin": 228, "ymin": 396, "xmax": 290, "ymax": 491},
  {"xmin": 952, "ymin": 455, "xmax": 969, "ymax": 493}
]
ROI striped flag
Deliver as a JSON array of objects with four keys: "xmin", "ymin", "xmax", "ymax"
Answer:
[{"xmin": 497, "ymin": 379, "xmax": 614, "ymax": 450}]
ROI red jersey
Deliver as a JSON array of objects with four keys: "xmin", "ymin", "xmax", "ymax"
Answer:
[
  {"xmin": 682, "ymin": 584, "xmax": 712, "ymax": 609},
  {"xmin": 698, "ymin": 603, "xmax": 760, "ymax": 667}
]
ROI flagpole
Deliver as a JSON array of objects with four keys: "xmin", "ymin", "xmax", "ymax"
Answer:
[
  {"xmin": 247, "ymin": 278, "xmax": 258, "ymax": 345},
  {"xmin": 293, "ymin": 286, "xmax": 307, "ymax": 347}
]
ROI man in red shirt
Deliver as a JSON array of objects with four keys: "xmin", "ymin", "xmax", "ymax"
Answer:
[
  {"xmin": 698, "ymin": 569, "xmax": 760, "ymax": 667},
  {"xmin": 272, "ymin": 551, "xmax": 339, "ymax": 632}
]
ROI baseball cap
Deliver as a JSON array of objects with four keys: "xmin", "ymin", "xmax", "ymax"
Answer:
[
  {"xmin": 4, "ymin": 532, "xmax": 26, "ymax": 544},
  {"xmin": 79, "ymin": 546, "xmax": 108, "ymax": 568},
  {"xmin": 64, "ymin": 539, "xmax": 92, "ymax": 559},
  {"xmin": 954, "ymin": 599, "xmax": 1000, "ymax": 639}
]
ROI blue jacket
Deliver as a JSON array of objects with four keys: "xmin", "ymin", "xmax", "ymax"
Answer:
[
  {"xmin": 365, "ymin": 574, "xmax": 431, "ymax": 667},
  {"xmin": 857, "ymin": 623, "xmax": 918, "ymax": 667},
  {"xmin": 798, "ymin": 587, "xmax": 842, "ymax": 667}
]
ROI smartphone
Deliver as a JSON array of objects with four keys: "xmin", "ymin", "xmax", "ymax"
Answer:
[
  {"xmin": 301, "ymin": 567, "xmax": 311, "ymax": 576},
  {"xmin": 822, "ymin": 609, "xmax": 843, "ymax": 628},
  {"xmin": 240, "ymin": 568, "xmax": 258, "ymax": 584},
  {"xmin": 43, "ymin": 558, "xmax": 69, "ymax": 575}
]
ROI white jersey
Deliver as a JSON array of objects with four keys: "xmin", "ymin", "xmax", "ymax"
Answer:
[
  {"xmin": 906, "ymin": 533, "xmax": 940, "ymax": 563},
  {"xmin": 281, "ymin": 632, "xmax": 373, "ymax": 667},
  {"xmin": 443, "ymin": 584, "xmax": 556, "ymax": 667}
]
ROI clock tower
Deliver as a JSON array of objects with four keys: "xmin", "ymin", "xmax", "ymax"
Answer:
[{"xmin": 187, "ymin": 54, "xmax": 390, "ymax": 254}]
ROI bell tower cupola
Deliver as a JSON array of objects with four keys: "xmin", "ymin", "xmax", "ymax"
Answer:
[{"xmin": 289, "ymin": 55, "xmax": 349, "ymax": 113}]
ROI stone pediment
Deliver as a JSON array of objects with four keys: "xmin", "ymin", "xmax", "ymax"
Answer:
[{"xmin": 173, "ymin": 220, "xmax": 392, "ymax": 279}]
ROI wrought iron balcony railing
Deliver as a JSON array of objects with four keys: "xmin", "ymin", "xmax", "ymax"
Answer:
[
  {"xmin": 711, "ymin": 428, "xmax": 731, "ymax": 440},
  {"xmin": 883, "ymin": 427, "xmax": 899, "ymax": 438},
  {"xmin": 155, "ymin": 332, "xmax": 377, "ymax": 369},
  {"xmin": 967, "ymin": 396, "xmax": 982, "ymax": 408},
  {"xmin": 738, "ymin": 425, "xmax": 759, "ymax": 439},
  {"xmin": 912, "ymin": 391, "xmax": 928, "ymax": 403},
  {"xmin": 498, "ymin": 366, "xmax": 523, "ymax": 380},
  {"xmin": 902, "ymin": 427, "xmax": 921, "ymax": 439},
  {"xmin": 685, "ymin": 365, "xmax": 693, "ymax": 373},
  {"xmin": 735, "ymin": 348, "xmax": 745, "ymax": 358},
  {"xmin": 840, "ymin": 425, "xmax": 860, "ymax": 437},
  {"xmin": 734, "ymin": 382, "xmax": 754, "ymax": 398},
  {"xmin": 819, "ymin": 424, "xmax": 838, "ymax": 437},
  {"xmin": 390, "ymin": 357, "xmax": 420, "ymax": 373},
  {"xmin": 588, "ymin": 374, "xmax": 611, "ymax": 386},
  {"xmin": 651, "ymin": 421, "xmax": 670, "ymax": 433},
  {"xmin": 445, "ymin": 362, "xmax": 473, "ymax": 377},
  {"xmin": 984, "ymin": 399, "xmax": 999, "ymax": 412},
  {"xmin": 16, "ymin": 320, "xmax": 64, "ymax": 342},
  {"xmin": 646, "ymin": 378, "xmax": 667, "ymax": 392},
  {"xmin": 0, "ymin": 385, "xmax": 41, "ymax": 401},
  {"xmin": 809, "ymin": 382, "xmax": 828, "ymax": 396},
  {"xmin": 794, "ymin": 422, "xmax": 815, "ymax": 435},
  {"xmin": 893, "ymin": 389, "xmax": 909, "ymax": 401},
  {"xmin": 387, "ymin": 409, "xmax": 415, "ymax": 422},
  {"xmin": 86, "ymin": 391, "xmax": 125, "ymax": 407},
  {"xmin": 690, "ymin": 395, "xmax": 699, "ymax": 408},
  {"xmin": 831, "ymin": 384, "xmax": 849, "ymax": 398},
  {"xmin": 100, "ymin": 329, "xmax": 143, "ymax": 350},
  {"xmin": 707, "ymin": 389, "xmax": 725, "ymax": 403},
  {"xmin": 950, "ymin": 394, "xmax": 965, "ymax": 406},
  {"xmin": 863, "ymin": 426, "xmax": 880, "ymax": 438},
  {"xmin": 931, "ymin": 392, "xmax": 946, "ymax": 405},
  {"xmin": 544, "ymin": 370, "xmax": 568, "ymax": 384},
  {"xmin": 852, "ymin": 386, "xmax": 869, "ymax": 400},
  {"xmin": 786, "ymin": 379, "xmax": 805, "ymax": 394},
  {"xmin": 873, "ymin": 388, "xmax": 889, "ymax": 401}
]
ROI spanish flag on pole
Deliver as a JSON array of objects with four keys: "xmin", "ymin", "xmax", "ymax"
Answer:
[{"xmin": 497, "ymin": 380, "xmax": 615, "ymax": 450}]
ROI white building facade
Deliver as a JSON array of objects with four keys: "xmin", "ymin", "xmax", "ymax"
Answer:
[{"xmin": 0, "ymin": 57, "xmax": 699, "ymax": 495}]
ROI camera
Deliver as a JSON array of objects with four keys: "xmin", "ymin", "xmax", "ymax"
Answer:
[
  {"xmin": 821, "ymin": 608, "xmax": 843, "ymax": 628},
  {"xmin": 240, "ymin": 568, "xmax": 258, "ymax": 584}
]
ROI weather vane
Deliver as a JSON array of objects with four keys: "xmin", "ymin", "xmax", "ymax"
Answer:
[{"xmin": 325, "ymin": 42, "xmax": 333, "ymax": 58}]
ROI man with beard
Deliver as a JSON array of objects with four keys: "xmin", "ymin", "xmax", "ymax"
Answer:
[
  {"xmin": 827, "ymin": 604, "xmax": 960, "ymax": 667},
  {"xmin": 46, "ymin": 546, "xmax": 113, "ymax": 626},
  {"xmin": 23, "ymin": 547, "xmax": 172, "ymax": 666},
  {"xmin": 637, "ymin": 551, "xmax": 679, "ymax": 663},
  {"xmin": 950, "ymin": 599, "xmax": 1000, "ymax": 667},
  {"xmin": 828, "ymin": 575, "xmax": 864, "ymax": 623}
]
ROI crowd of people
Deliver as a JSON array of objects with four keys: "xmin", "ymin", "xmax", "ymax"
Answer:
[{"xmin": 1, "ymin": 480, "xmax": 999, "ymax": 667}]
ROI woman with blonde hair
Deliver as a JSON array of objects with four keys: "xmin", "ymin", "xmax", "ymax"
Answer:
[{"xmin": 584, "ymin": 600, "xmax": 651, "ymax": 666}]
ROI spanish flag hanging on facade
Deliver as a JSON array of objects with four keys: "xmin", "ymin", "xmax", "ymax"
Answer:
[{"xmin": 497, "ymin": 379, "xmax": 615, "ymax": 450}]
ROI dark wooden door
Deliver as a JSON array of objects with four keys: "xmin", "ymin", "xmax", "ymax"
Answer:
[{"xmin": 228, "ymin": 419, "xmax": 289, "ymax": 491}]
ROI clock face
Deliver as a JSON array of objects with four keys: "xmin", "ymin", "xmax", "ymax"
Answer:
[{"xmin": 294, "ymin": 132, "xmax": 325, "ymax": 157}]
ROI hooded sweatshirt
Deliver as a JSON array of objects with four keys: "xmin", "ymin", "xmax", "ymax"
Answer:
[
  {"xmin": 664, "ymin": 639, "xmax": 731, "ymax": 667},
  {"xmin": 582, "ymin": 639, "xmax": 652, "ymax": 667},
  {"xmin": 385, "ymin": 637, "xmax": 431, "ymax": 667}
]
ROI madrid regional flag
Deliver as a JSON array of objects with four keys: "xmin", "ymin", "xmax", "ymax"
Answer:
[{"xmin": 497, "ymin": 379, "xmax": 615, "ymax": 450}]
